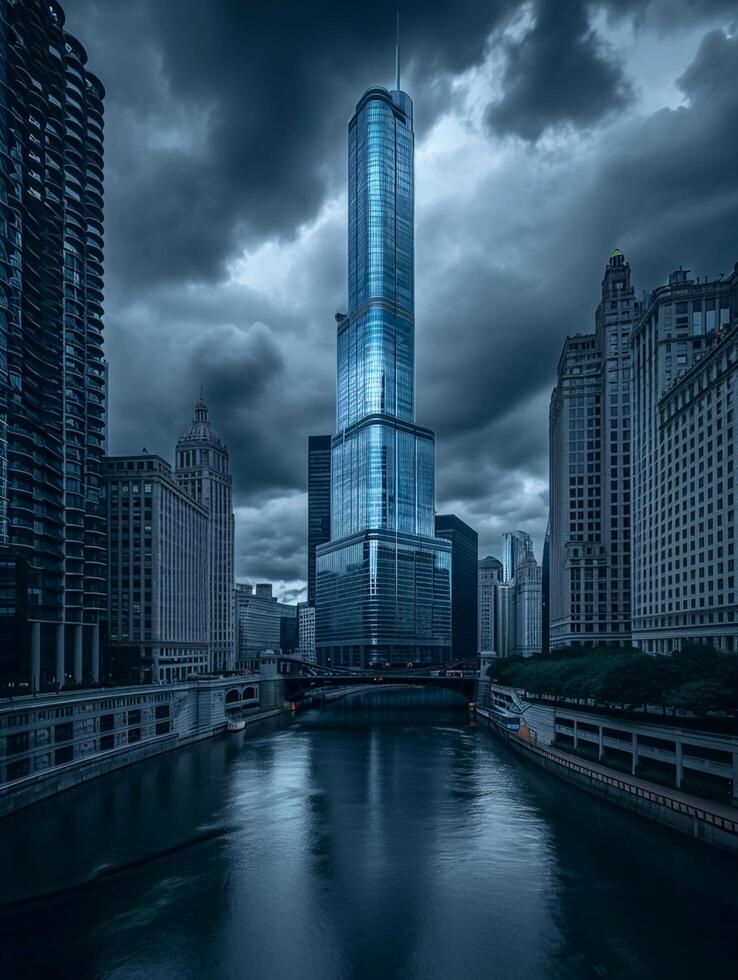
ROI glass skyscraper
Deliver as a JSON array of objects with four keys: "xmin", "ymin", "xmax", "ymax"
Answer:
[{"xmin": 315, "ymin": 77, "xmax": 451, "ymax": 668}]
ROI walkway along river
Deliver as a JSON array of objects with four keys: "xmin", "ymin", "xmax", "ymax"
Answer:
[{"xmin": 1, "ymin": 690, "xmax": 737, "ymax": 980}]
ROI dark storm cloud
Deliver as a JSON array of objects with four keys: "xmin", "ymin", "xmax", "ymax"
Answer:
[
  {"xmin": 487, "ymin": 0, "xmax": 634, "ymax": 140},
  {"xmin": 65, "ymin": 0, "xmax": 522, "ymax": 289},
  {"xmin": 604, "ymin": 0, "xmax": 738, "ymax": 30},
  {"xmin": 235, "ymin": 493, "xmax": 307, "ymax": 586},
  {"xmin": 582, "ymin": 26, "xmax": 738, "ymax": 285},
  {"xmin": 58, "ymin": 0, "xmax": 738, "ymax": 586}
]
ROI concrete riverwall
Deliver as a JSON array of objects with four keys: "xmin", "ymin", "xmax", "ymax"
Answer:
[
  {"xmin": 0, "ymin": 676, "xmax": 287, "ymax": 818},
  {"xmin": 476, "ymin": 705, "xmax": 738, "ymax": 855}
]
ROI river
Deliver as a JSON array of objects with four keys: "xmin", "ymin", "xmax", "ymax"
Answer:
[{"xmin": 1, "ymin": 690, "xmax": 737, "ymax": 979}]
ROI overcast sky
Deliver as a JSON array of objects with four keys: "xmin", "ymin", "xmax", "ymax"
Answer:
[{"xmin": 63, "ymin": 0, "xmax": 738, "ymax": 601}]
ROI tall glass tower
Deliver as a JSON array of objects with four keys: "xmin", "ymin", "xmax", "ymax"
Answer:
[{"xmin": 315, "ymin": 61, "xmax": 452, "ymax": 668}]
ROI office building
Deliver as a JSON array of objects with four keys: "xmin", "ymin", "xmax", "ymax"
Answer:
[
  {"xmin": 315, "ymin": 58, "xmax": 452, "ymax": 667},
  {"xmin": 512, "ymin": 552, "xmax": 542, "ymax": 657},
  {"xmin": 549, "ymin": 250, "xmax": 637, "ymax": 649},
  {"xmin": 235, "ymin": 582, "xmax": 280, "ymax": 667},
  {"xmin": 298, "ymin": 603, "xmax": 316, "ymax": 662},
  {"xmin": 307, "ymin": 435, "xmax": 331, "ymax": 607},
  {"xmin": 0, "ymin": 0, "xmax": 106, "ymax": 691},
  {"xmin": 632, "ymin": 264, "xmax": 738, "ymax": 652},
  {"xmin": 495, "ymin": 583, "xmax": 513, "ymax": 658},
  {"xmin": 175, "ymin": 398, "xmax": 235, "ymax": 671},
  {"xmin": 502, "ymin": 531, "xmax": 532, "ymax": 583},
  {"xmin": 278, "ymin": 602, "xmax": 298, "ymax": 654},
  {"xmin": 478, "ymin": 556, "xmax": 503, "ymax": 654},
  {"xmin": 435, "ymin": 514, "xmax": 478, "ymax": 661},
  {"xmin": 104, "ymin": 456, "xmax": 209, "ymax": 683}
]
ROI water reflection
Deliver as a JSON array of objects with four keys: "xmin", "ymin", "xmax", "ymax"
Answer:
[{"xmin": 0, "ymin": 693, "xmax": 736, "ymax": 980}]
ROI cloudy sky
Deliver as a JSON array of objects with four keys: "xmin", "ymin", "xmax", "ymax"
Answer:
[{"xmin": 63, "ymin": 0, "xmax": 738, "ymax": 601}]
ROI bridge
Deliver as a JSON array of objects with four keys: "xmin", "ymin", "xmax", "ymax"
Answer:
[{"xmin": 276, "ymin": 658, "xmax": 479, "ymax": 704}]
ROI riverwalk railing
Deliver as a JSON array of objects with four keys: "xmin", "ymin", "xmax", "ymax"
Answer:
[{"xmin": 476, "ymin": 705, "xmax": 738, "ymax": 838}]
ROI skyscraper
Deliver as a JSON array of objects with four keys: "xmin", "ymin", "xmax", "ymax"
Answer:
[
  {"xmin": 549, "ymin": 250, "xmax": 637, "ymax": 649},
  {"xmin": 512, "ymin": 552, "xmax": 542, "ymax": 657},
  {"xmin": 631, "ymin": 264, "xmax": 737, "ymax": 653},
  {"xmin": 502, "ymin": 530, "xmax": 533, "ymax": 584},
  {"xmin": 0, "ymin": 0, "xmax": 106, "ymax": 691},
  {"xmin": 435, "ymin": 514, "xmax": 478, "ymax": 661},
  {"xmin": 478, "ymin": 556, "xmax": 503, "ymax": 655},
  {"xmin": 307, "ymin": 434, "xmax": 331, "ymax": 606},
  {"xmin": 315, "ymin": 56, "xmax": 451, "ymax": 667},
  {"xmin": 175, "ymin": 399, "xmax": 235, "ymax": 671}
]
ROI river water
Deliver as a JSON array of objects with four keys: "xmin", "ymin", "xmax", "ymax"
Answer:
[{"xmin": 1, "ymin": 691, "xmax": 737, "ymax": 979}]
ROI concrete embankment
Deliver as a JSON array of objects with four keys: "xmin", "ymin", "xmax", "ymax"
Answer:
[
  {"xmin": 476, "ymin": 704, "xmax": 738, "ymax": 855},
  {"xmin": 0, "ymin": 676, "xmax": 289, "ymax": 818}
]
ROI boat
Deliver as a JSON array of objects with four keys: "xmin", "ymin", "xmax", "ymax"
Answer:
[{"xmin": 226, "ymin": 717, "xmax": 246, "ymax": 732}]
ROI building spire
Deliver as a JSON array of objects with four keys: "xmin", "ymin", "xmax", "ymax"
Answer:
[
  {"xmin": 395, "ymin": 9, "xmax": 400, "ymax": 91},
  {"xmin": 195, "ymin": 390, "xmax": 208, "ymax": 423}
]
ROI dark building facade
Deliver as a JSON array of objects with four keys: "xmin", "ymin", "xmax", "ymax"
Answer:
[
  {"xmin": 549, "ymin": 250, "xmax": 637, "ymax": 649},
  {"xmin": 0, "ymin": 0, "xmax": 106, "ymax": 691},
  {"xmin": 435, "ymin": 514, "xmax": 478, "ymax": 662},
  {"xmin": 104, "ymin": 455, "xmax": 209, "ymax": 684},
  {"xmin": 307, "ymin": 434, "xmax": 331, "ymax": 607}
]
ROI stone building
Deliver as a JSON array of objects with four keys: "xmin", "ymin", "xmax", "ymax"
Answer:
[
  {"xmin": 631, "ymin": 264, "xmax": 738, "ymax": 652},
  {"xmin": 549, "ymin": 250, "xmax": 637, "ymax": 648},
  {"xmin": 175, "ymin": 399, "xmax": 235, "ymax": 671},
  {"xmin": 104, "ymin": 455, "xmax": 209, "ymax": 683}
]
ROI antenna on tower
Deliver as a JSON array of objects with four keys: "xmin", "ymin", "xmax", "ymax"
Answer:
[{"xmin": 395, "ymin": 9, "xmax": 400, "ymax": 91}]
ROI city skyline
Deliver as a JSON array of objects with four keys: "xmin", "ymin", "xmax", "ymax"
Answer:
[{"xmin": 58, "ymin": 1, "xmax": 738, "ymax": 600}]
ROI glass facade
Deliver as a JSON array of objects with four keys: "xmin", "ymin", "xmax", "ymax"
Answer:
[
  {"xmin": 316, "ymin": 86, "xmax": 451, "ymax": 666},
  {"xmin": 307, "ymin": 435, "xmax": 331, "ymax": 607}
]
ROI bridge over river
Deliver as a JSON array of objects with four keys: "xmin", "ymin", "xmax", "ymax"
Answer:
[{"xmin": 276, "ymin": 658, "xmax": 479, "ymax": 703}]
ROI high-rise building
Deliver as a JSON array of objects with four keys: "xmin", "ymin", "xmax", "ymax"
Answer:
[
  {"xmin": 104, "ymin": 456, "xmax": 209, "ymax": 683},
  {"xmin": 502, "ymin": 531, "xmax": 532, "ymax": 583},
  {"xmin": 0, "ymin": 0, "xmax": 107, "ymax": 692},
  {"xmin": 307, "ymin": 435, "xmax": 331, "ymax": 607},
  {"xmin": 315, "ymin": 61, "xmax": 451, "ymax": 667},
  {"xmin": 235, "ymin": 582, "xmax": 280, "ymax": 668},
  {"xmin": 631, "ymin": 264, "xmax": 738, "ymax": 653},
  {"xmin": 435, "ymin": 514, "xmax": 478, "ymax": 661},
  {"xmin": 278, "ymin": 601, "xmax": 298, "ymax": 654},
  {"xmin": 495, "ymin": 583, "xmax": 513, "ymax": 658},
  {"xmin": 298, "ymin": 603, "xmax": 316, "ymax": 662},
  {"xmin": 478, "ymin": 556, "xmax": 503, "ymax": 655},
  {"xmin": 541, "ymin": 522, "xmax": 551, "ymax": 654},
  {"xmin": 175, "ymin": 399, "xmax": 235, "ymax": 671},
  {"xmin": 512, "ymin": 552, "xmax": 542, "ymax": 657},
  {"xmin": 549, "ymin": 250, "xmax": 637, "ymax": 649}
]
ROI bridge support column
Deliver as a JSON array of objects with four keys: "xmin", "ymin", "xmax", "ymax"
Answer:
[
  {"xmin": 631, "ymin": 733, "xmax": 638, "ymax": 775},
  {"xmin": 675, "ymin": 741, "xmax": 683, "ymax": 790},
  {"xmin": 573, "ymin": 719, "xmax": 578, "ymax": 750},
  {"xmin": 598, "ymin": 726, "xmax": 604, "ymax": 761}
]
